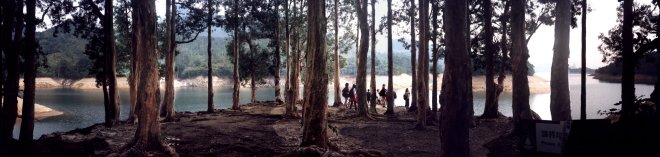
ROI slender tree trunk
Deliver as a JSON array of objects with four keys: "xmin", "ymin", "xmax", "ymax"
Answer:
[
  {"xmin": 481, "ymin": 0, "xmax": 500, "ymax": 119},
  {"xmin": 370, "ymin": 0, "xmax": 379, "ymax": 114},
  {"xmin": 162, "ymin": 0, "xmax": 176, "ymax": 120},
  {"xmin": 440, "ymin": 0, "xmax": 471, "ymax": 155},
  {"xmin": 284, "ymin": 0, "xmax": 297, "ymax": 117},
  {"xmin": 128, "ymin": 0, "xmax": 165, "ymax": 150},
  {"xmin": 128, "ymin": 1, "xmax": 139, "ymax": 123},
  {"xmin": 550, "ymin": 0, "xmax": 572, "ymax": 121},
  {"xmin": 19, "ymin": 0, "xmax": 37, "ymax": 142},
  {"xmin": 333, "ymin": 0, "xmax": 342, "ymax": 107},
  {"xmin": 511, "ymin": 0, "xmax": 532, "ymax": 133},
  {"xmin": 247, "ymin": 25, "xmax": 257, "ymax": 103},
  {"xmin": 105, "ymin": 0, "xmax": 120, "ymax": 127},
  {"xmin": 1, "ymin": 0, "xmax": 22, "ymax": 143},
  {"xmin": 652, "ymin": 1, "xmax": 660, "ymax": 107},
  {"xmin": 580, "ymin": 0, "xmax": 587, "ymax": 120},
  {"xmin": 356, "ymin": 0, "xmax": 371, "ymax": 118},
  {"xmin": 207, "ymin": 0, "xmax": 215, "ymax": 112},
  {"xmin": 301, "ymin": 0, "xmax": 329, "ymax": 148},
  {"xmin": 408, "ymin": 0, "xmax": 418, "ymax": 112},
  {"xmin": 384, "ymin": 0, "xmax": 394, "ymax": 115},
  {"xmin": 232, "ymin": 0, "xmax": 241, "ymax": 110},
  {"xmin": 275, "ymin": 0, "xmax": 282, "ymax": 104},
  {"xmin": 430, "ymin": 0, "xmax": 439, "ymax": 120},
  {"xmin": 415, "ymin": 0, "xmax": 428, "ymax": 129},
  {"xmin": 621, "ymin": 0, "xmax": 635, "ymax": 123}
]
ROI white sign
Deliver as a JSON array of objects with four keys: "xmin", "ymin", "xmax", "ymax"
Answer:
[{"xmin": 535, "ymin": 122, "xmax": 564, "ymax": 154}]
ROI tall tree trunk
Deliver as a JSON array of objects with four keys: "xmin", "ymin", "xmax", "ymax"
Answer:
[
  {"xmin": 408, "ymin": 0, "xmax": 418, "ymax": 112},
  {"xmin": 415, "ymin": 0, "xmax": 428, "ymax": 129},
  {"xmin": 511, "ymin": 0, "xmax": 532, "ymax": 133},
  {"xmin": 247, "ymin": 24, "xmax": 257, "ymax": 103},
  {"xmin": 440, "ymin": 0, "xmax": 471, "ymax": 155},
  {"xmin": 430, "ymin": 0, "xmax": 439, "ymax": 120},
  {"xmin": 370, "ymin": 0, "xmax": 379, "ymax": 114},
  {"xmin": 333, "ymin": 0, "xmax": 342, "ymax": 107},
  {"xmin": 481, "ymin": 0, "xmax": 500, "ymax": 119},
  {"xmin": 384, "ymin": 0, "xmax": 394, "ymax": 115},
  {"xmin": 207, "ymin": 0, "xmax": 215, "ymax": 113},
  {"xmin": 232, "ymin": 0, "xmax": 241, "ymax": 110},
  {"xmin": 284, "ymin": 0, "xmax": 297, "ymax": 117},
  {"xmin": 356, "ymin": 0, "xmax": 371, "ymax": 118},
  {"xmin": 128, "ymin": 0, "xmax": 139, "ymax": 123},
  {"xmin": 580, "ymin": 0, "xmax": 587, "ymax": 120},
  {"xmin": 275, "ymin": 0, "xmax": 282, "ymax": 104},
  {"xmin": 128, "ymin": 0, "xmax": 166, "ymax": 150},
  {"xmin": 550, "ymin": 0, "xmax": 572, "ymax": 121},
  {"xmin": 162, "ymin": 0, "xmax": 176, "ymax": 120},
  {"xmin": 20, "ymin": 0, "xmax": 37, "ymax": 142},
  {"xmin": 300, "ymin": 0, "xmax": 329, "ymax": 148},
  {"xmin": 1, "ymin": 0, "xmax": 22, "ymax": 143},
  {"xmin": 105, "ymin": 0, "xmax": 120, "ymax": 127},
  {"xmin": 621, "ymin": 0, "xmax": 635, "ymax": 123},
  {"xmin": 652, "ymin": 1, "xmax": 660, "ymax": 107}
]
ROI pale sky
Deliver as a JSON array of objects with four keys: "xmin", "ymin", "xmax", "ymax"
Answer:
[{"xmin": 150, "ymin": 0, "xmax": 655, "ymax": 72}]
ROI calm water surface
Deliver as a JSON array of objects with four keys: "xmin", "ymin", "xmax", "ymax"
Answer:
[{"xmin": 14, "ymin": 74, "xmax": 655, "ymax": 138}]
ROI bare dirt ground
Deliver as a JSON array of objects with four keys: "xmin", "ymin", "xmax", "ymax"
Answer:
[{"xmin": 27, "ymin": 102, "xmax": 513, "ymax": 157}]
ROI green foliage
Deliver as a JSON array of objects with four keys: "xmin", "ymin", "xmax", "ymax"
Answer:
[
  {"xmin": 598, "ymin": 3, "xmax": 657, "ymax": 63},
  {"xmin": 224, "ymin": 38, "xmax": 274, "ymax": 85}
]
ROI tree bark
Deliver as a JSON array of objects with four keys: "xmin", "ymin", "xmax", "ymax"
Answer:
[
  {"xmin": 207, "ymin": 0, "xmax": 215, "ymax": 113},
  {"xmin": 284, "ymin": 0, "xmax": 298, "ymax": 117},
  {"xmin": 128, "ymin": 0, "xmax": 139, "ymax": 123},
  {"xmin": 247, "ymin": 24, "xmax": 257, "ymax": 103},
  {"xmin": 620, "ymin": 0, "xmax": 636, "ymax": 128},
  {"xmin": 511, "ymin": 0, "xmax": 532, "ymax": 133},
  {"xmin": 408, "ymin": 0, "xmax": 418, "ymax": 112},
  {"xmin": 356, "ymin": 0, "xmax": 371, "ymax": 118},
  {"xmin": 370, "ymin": 0, "xmax": 379, "ymax": 114},
  {"xmin": 275, "ymin": 0, "xmax": 282, "ymax": 104},
  {"xmin": 301, "ymin": 0, "xmax": 329, "ymax": 148},
  {"xmin": 162, "ymin": 0, "xmax": 176, "ymax": 120},
  {"xmin": 20, "ymin": 0, "xmax": 37, "ymax": 142},
  {"xmin": 430, "ymin": 0, "xmax": 439, "ymax": 120},
  {"xmin": 550, "ymin": 0, "xmax": 572, "ymax": 121},
  {"xmin": 440, "ymin": 0, "xmax": 471, "ymax": 155},
  {"xmin": 1, "ymin": 0, "xmax": 22, "ymax": 143},
  {"xmin": 580, "ymin": 0, "xmax": 587, "ymax": 120},
  {"xmin": 333, "ymin": 0, "xmax": 342, "ymax": 107},
  {"xmin": 652, "ymin": 0, "xmax": 660, "ymax": 107},
  {"xmin": 415, "ymin": 0, "xmax": 429, "ymax": 129},
  {"xmin": 384, "ymin": 0, "xmax": 394, "ymax": 115},
  {"xmin": 104, "ymin": 0, "xmax": 120, "ymax": 127},
  {"xmin": 232, "ymin": 0, "xmax": 241, "ymax": 110},
  {"xmin": 129, "ymin": 0, "xmax": 164, "ymax": 150},
  {"xmin": 481, "ymin": 0, "xmax": 500, "ymax": 119}
]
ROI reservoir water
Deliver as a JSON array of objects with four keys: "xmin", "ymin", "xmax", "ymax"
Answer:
[{"xmin": 14, "ymin": 74, "xmax": 655, "ymax": 138}]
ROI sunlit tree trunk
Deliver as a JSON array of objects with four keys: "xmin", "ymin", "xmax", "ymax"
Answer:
[
  {"xmin": 1, "ymin": 0, "xmax": 22, "ymax": 143},
  {"xmin": 415, "ymin": 0, "xmax": 428, "ymax": 129},
  {"xmin": 232, "ymin": 0, "xmax": 241, "ymax": 110},
  {"xmin": 300, "ymin": 0, "xmax": 329, "ymax": 148},
  {"xmin": 104, "ymin": 0, "xmax": 120, "ymax": 127},
  {"xmin": 129, "ymin": 0, "xmax": 165, "ymax": 150},
  {"xmin": 511, "ymin": 0, "xmax": 532, "ymax": 133},
  {"xmin": 384, "ymin": 0, "xmax": 394, "ymax": 115},
  {"xmin": 550, "ymin": 0, "xmax": 571, "ymax": 121},
  {"xmin": 20, "ymin": 0, "xmax": 37, "ymax": 142},
  {"xmin": 408, "ymin": 0, "xmax": 418, "ymax": 112},
  {"xmin": 481, "ymin": 0, "xmax": 500, "ymax": 119},
  {"xmin": 162, "ymin": 0, "xmax": 176, "ymax": 120},
  {"xmin": 356, "ymin": 0, "xmax": 371, "ymax": 118},
  {"xmin": 333, "ymin": 0, "xmax": 342, "ymax": 107},
  {"xmin": 370, "ymin": 0, "xmax": 379, "ymax": 114},
  {"xmin": 440, "ymin": 0, "xmax": 471, "ymax": 155}
]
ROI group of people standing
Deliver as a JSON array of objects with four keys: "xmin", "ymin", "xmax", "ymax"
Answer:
[{"xmin": 342, "ymin": 83, "xmax": 412, "ymax": 111}]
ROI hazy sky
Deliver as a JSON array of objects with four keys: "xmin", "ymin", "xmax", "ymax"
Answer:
[{"xmin": 150, "ymin": 0, "xmax": 654, "ymax": 72}]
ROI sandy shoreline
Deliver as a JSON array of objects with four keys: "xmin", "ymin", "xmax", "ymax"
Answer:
[{"xmin": 20, "ymin": 74, "xmax": 550, "ymax": 93}]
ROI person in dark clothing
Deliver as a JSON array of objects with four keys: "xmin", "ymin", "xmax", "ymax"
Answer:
[
  {"xmin": 366, "ymin": 89, "xmax": 371, "ymax": 106},
  {"xmin": 342, "ymin": 83, "xmax": 350, "ymax": 105},
  {"xmin": 379, "ymin": 84, "xmax": 388, "ymax": 107},
  {"xmin": 404, "ymin": 88, "xmax": 410, "ymax": 109},
  {"xmin": 348, "ymin": 84, "xmax": 356, "ymax": 110}
]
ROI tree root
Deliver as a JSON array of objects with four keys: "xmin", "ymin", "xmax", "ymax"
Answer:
[{"xmin": 117, "ymin": 139, "xmax": 179, "ymax": 157}]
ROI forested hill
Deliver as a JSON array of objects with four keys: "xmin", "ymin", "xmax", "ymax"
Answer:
[{"xmin": 595, "ymin": 53, "xmax": 660, "ymax": 77}]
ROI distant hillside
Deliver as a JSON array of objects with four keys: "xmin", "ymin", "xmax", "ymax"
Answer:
[
  {"xmin": 568, "ymin": 67, "xmax": 596, "ymax": 74},
  {"xmin": 593, "ymin": 53, "xmax": 659, "ymax": 84}
]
